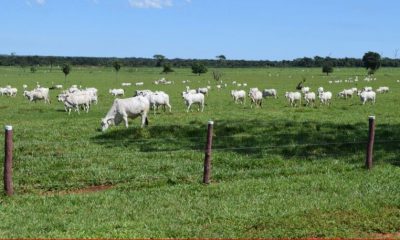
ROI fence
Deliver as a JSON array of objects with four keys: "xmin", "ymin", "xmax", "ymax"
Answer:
[{"xmin": 3, "ymin": 116, "xmax": 400, "ymax": 196}]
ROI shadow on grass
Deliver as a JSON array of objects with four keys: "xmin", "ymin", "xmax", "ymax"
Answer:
[{"xmin": 91, "ymin": 119, "xmax": 400, "ymax": 166}]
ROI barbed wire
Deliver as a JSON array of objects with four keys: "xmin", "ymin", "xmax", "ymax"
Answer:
[
  {"xmin": 10, "ymin": 138, "xmax": 397, "ymax": 155},
  {"xmin": 7, "ymin": 132, "xmax": 377, "ymax": 146}
]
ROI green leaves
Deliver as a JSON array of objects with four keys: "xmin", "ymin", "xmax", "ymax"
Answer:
[
  {"xmin": 322, "ymin": 62, "xmax": 333, "ymax": 75},
  {"xmin": 362, "ymin": 51, "xmax": 381, "ymax": 73},
  {"xmin": 191, "ymin": 61, "xmax": 208, "ymax": 76}
]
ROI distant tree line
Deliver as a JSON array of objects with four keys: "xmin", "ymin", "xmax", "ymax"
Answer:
[{"xmin": 1, "ymin": 54, "xmax": 400, "ymax": 68}]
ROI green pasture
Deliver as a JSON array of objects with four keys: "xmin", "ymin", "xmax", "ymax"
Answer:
[{"xmin": 0, "ymin": 66, "xmax": 399, "ymax": 238}]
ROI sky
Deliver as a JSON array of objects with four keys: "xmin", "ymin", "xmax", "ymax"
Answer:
[{"xmin": 1, "ymin": 0, "xmax": 399, "ymax": 60}]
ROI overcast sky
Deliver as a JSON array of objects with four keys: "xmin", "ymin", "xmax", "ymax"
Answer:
[{"xmin": 1, "ymin": 0, "xmax": 399, "ymax": 60}]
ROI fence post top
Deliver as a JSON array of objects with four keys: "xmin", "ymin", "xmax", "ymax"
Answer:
[
  {"xmin": 369, "ymin": 116, "xmax": 375, "ymax": 120},
  {"xmin": 208, "ymin": 120, "xmax": 214, "ymax": 125},
  {"xmin": 5, "ymin": 125, "xmax": 12, "ymax": 131}
]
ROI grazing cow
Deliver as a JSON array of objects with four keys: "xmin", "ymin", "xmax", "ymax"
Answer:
[
  {"xmin": 109, "ymin": 88, "xmax": 125, "ymax": 97},
  {"xmin": 338, "ymin": 89, "xmax": 354, "ymax": 99},
  {"xmin": 262, "ymin": 89, "xmax": 277, "ymax": 99},
  {"xmin": 4, "ymin": 87, "xmax": 18, "ymax": 97},
  {"xmin": 141, "ymin": 91, "xmax": 172, "ymax": 115},
  {"xmin": 23, "ymin": 88, "xmax": 50, "ymax": 104},
  {"xmin": 182, "ymin": 92, "xmax": 204, "ymax": 112},
  {"xmin": 376, "ymin": 86, "xmax": 389, "ymax": 94},
  {"xmin": 101, "ymin": 96, "xmax": 150, "ymax": 131}
]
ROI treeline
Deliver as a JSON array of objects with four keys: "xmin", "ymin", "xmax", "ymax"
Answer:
[{"xmin": 1, "ymin": 54, "xmax": 400, "ymax": 68}]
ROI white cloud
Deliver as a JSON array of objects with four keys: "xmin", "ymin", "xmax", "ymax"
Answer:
[
  {"xmin": 129, "ymin": 0, "xmax": 173, "ymax": 9},
  {"xmin": 35, "ymin": 0, "xmax": 46, "ymax": 5},
  {"xmin": 26, "ymin": 0, "xmax": 46, "ymax": 6}
]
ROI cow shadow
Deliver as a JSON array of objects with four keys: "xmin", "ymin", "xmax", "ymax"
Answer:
[{"xmin": 91, "ymin": 119, "xmax": 400, "ymax": 166}]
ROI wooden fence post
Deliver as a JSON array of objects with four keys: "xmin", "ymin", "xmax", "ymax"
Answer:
[
  {"xmin": 203, "ymin": 120, "xmax": 214, "ymax": 184},
  {"xmin": 4, "ymin": 125, "xmax": 13, "ymax": 196},
  {"xmin": 366, "ymin": 116, "xmax": 375, "ymax": 170}
]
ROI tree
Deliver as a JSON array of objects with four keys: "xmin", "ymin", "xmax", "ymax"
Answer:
[
  {"xmin": 322, "ymin": 62, "xmax": 333, "ymax": 75},
  {"xmin": 216, "ymin": 55, "xmax": 226, "ymax": 61},
  {"xmin": 62, "ymin": 64, "xmax": 71, "ymax": 83},
  {"xmin": 216, "ymin": 54, "xmax": 226, "ymax": 67},
  {"xmin": 153, "ymin": 54, "xmax": 165, "ymax": 67},
  {"xmin": 113, "ymin": 61, "xmax": 121, "ymax": 81},
  {"xmin": 212, "ymin": 70, "xmax": 223, "ymax": 83},
  {"xmin": 30, "ymin": 66, "xmax": 37, "ymax": 73},
  {"xmin": 48, "ymin": 56, "xmax": 55, "ymax": 72},
  {"xmin": 362, "ymin": 51, "xmax": 381, "ymax": 75},
  {"xmin": 191, "ymin": 62, "xmax": 208, "ymax": 76},
  {"xmin": 161, "ymin": 63, "xmax": 174, "ymax": 74}
]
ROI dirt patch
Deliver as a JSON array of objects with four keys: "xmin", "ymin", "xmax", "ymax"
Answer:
[
  {"xmin": 369, "ymin": 232, "xmax": 400, "ymax": 239},
  {"xmin": 44, "ymin": 185, "xmax": 114, "ymax": 196}
]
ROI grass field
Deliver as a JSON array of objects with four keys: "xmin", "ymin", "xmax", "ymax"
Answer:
[{"xmin": 0, "ymin": 66, "xmax": 399, "ymax": 238}]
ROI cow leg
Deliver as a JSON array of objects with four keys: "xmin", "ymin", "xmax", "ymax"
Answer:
[
  {"xmin": 186, "ymin": 103, "xmax": 191, "ymax": 113},
  {"xmin": 123, "ymin": 115, "xmax": 129, "ymax": 128}
]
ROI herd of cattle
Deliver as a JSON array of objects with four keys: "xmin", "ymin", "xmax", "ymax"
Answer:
[{"xmin": 0, "ymin": 80, "xmax": 392, "ymax": 131}]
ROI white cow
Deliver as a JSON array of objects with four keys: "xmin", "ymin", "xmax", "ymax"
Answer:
[
  {"xmin": 4, "ymin": 87, "xmax": 18, "ymax": 97},
  {"xmin": 285, "ymin": 92, "xmax": 302, "ymax": 107},
  {"xmin": 141, "ymin": 91, "xmax": 172, "ymax": 114},
  {"xmin": 301, "ymin": 86, "xmax": 310, "ymax": 94},
  {"xmin": 338, "ymin": 89, "xmax": 354, "ymax": 99},
  {"xmin": 109, "ymin": 88, "xmax": 125, "ymax": 97},
  {"xmin": 68, "ymin": 86, "xmax": 80, "ymax": 93},
  {"xmin": 23, "ymin": 88, "xmax": 50, "ymax": 103},
  {"xmin": 359, "ymin": 91, "xmax": 376, "ymax": 105},
  {"xmin": 184, "ymin": 86, "xmax": 197, "ymax": 94},
  {"xmin": 135, "ymin": 90, "xmax": 153, "ymax": 96},
  {"xmin": 304, "ymin": 92, "xmax": 316, "ymax": 106},
  {"xmin": 231, "ymin": 90, "xmax": 246, "ymax": 104},
  {"xmin": 101, "ymin": 96, "xmax": 150, "ymax": 131},
  {"xmin": 197, "ymin": 87, "xmax": 209, "ymax": 96},
  {"xmin": 262, "ymin": 89, "xmax": 277, "ymax": 99},
  {"xmin": 60, "ymin": 93, "xmax": 92, "ymax": 115},
  {"xmin": 249, "ymin": 89, "xmax": 263, "ymax": 108},
  {"xmin": 317, "ymin": 87, "xmax": 324, "ymax": 94},
  {"xmin": 376, "ymin": 86, "xmax": 389, "ymax": 94},
  {"xmin": 363, "ymin": 86, "xmax": 373, "ymax": 92},
  {"xmin": 319, "ymin": 91, "xmax": 332, "ymax": 105},
  {"xmin": 0, "ymin": 88, "xmax": 6, "ymax": 96},
  {"xmin": 182, "ymin": 92, "xmax": 204, "ymax": 112}
]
